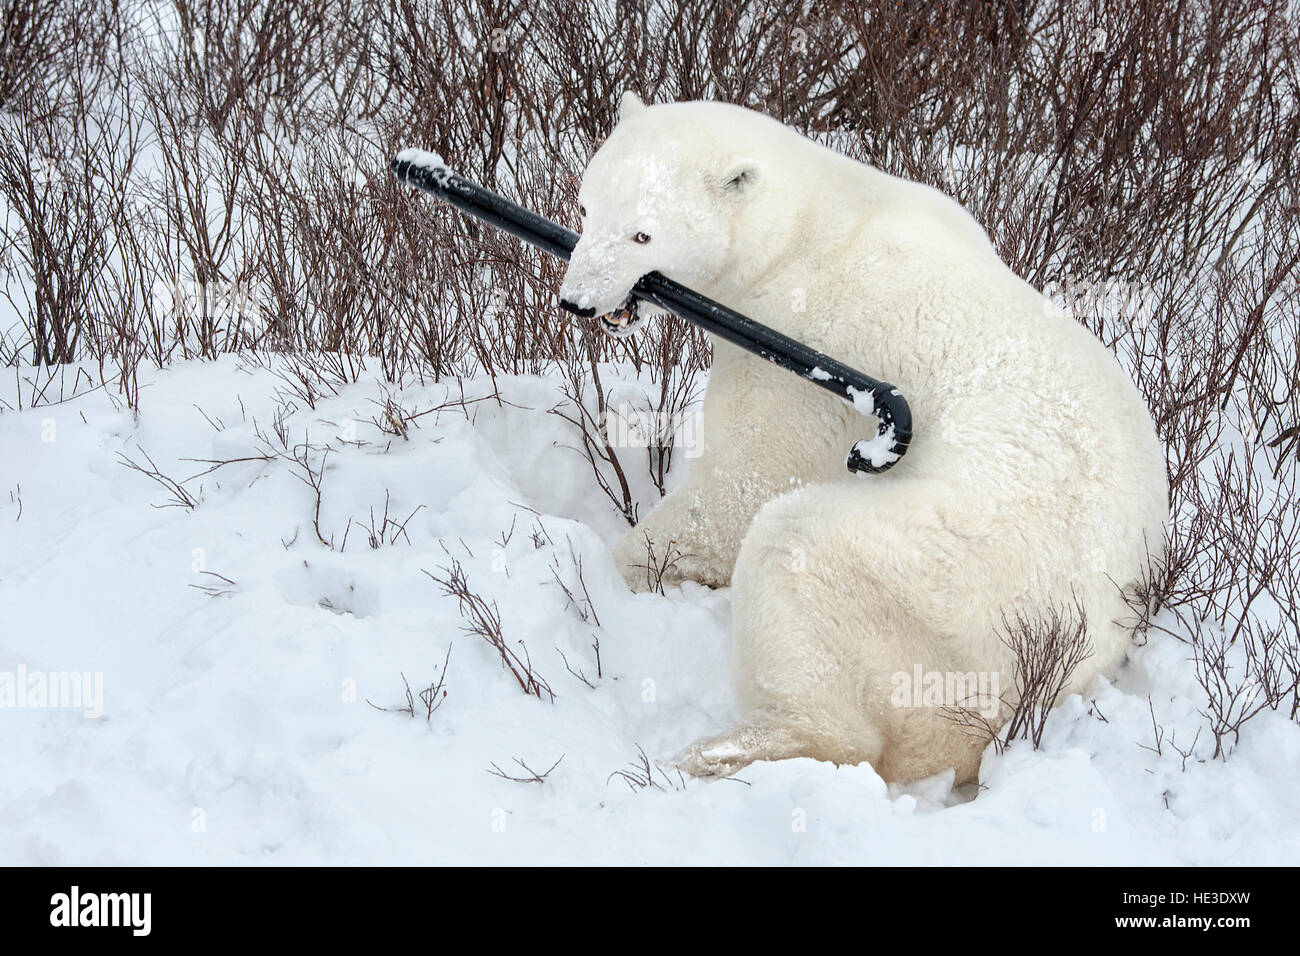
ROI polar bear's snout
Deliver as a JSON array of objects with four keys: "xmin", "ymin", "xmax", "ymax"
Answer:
[
  {"xmin": 558, "ymin": 265, "xmax": 636, "ymax": 319},
  {"xmin": 557, "ymin": 276, "xmax": 632, "ymax": 321},
  {"xmin": 558, "ymin": 252, "xmax": 666, "ymax": 337},
  {"xmin": 558, "ymin": 225, "xmax": 652, "ymax": 316}
]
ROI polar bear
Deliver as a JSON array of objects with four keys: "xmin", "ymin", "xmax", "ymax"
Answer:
[{"xmin": 559, "ymin": 93, "xmax": 1168, "ymax": 784}]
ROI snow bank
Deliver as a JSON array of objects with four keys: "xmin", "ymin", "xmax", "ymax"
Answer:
[{"xmin": 0, "ymin": 359, "xmax": 1295, "ymax": 864}]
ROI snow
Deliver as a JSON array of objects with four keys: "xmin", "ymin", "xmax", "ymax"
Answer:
[
  {"xmin": 1, "ymin": 357, "xmax": 1297, "ymax": 864},
  {"xmin": 846, "ymin": 383, "xmax": 878, "ymax": 415},
  {"xmin": 395, "ymin": 148, "xmax": 452, "ymax": 184},
  {"xmin": 850, "ymin": 424, "xmax": 901, "ymax": 470}
]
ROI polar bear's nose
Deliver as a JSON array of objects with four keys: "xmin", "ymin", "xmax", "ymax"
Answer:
[{"xmin": 559, "ymin": 298, "xmax": 596, "ymax": 318}]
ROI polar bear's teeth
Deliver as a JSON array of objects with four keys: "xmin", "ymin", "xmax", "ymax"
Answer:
[{"xmin": 596, "ymin": 297, "xmax": 642, "ymax": 337}]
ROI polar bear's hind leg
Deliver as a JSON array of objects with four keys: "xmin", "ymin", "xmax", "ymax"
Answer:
[
  {"xmin": 673, "ymin": 715, "xmax": 878, "ymax": 777},
  {"xmin": 683, "ymin": 480, "xmax": 995, "ymax": 783}
]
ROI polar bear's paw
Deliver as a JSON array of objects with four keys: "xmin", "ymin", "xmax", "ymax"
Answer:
[
  {"xmin": 672, "ymin": 722, "xmax": 812, "ymax": 778},
  {"xmin": 613, "ymin": 529, "xmax": 727, "ymax": 592},
  {"xmin": 672, "ymin": 735, "xmax": 756, "ymax": 779}
]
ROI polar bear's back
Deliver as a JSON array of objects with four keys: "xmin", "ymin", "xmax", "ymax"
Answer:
[{"xmin": 876, "ymin": 224, "xmax": 1166, "ymax": 528}]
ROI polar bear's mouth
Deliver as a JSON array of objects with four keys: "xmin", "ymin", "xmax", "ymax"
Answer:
[{"xmin": 597, "ymin": 295, "xmax": 644, "ymax": 338}]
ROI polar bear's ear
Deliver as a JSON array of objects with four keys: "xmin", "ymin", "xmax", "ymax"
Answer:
[
  {"xmin": 617, "ymin": 91, "xmax": 646, "ymax": 123},
  {"xmin": 719, "ymin": 159, "xmax": 761, "ymax": 196}
]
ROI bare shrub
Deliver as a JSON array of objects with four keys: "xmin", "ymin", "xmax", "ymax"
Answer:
[
  {"xmin": 356, "ymin": 491, "xmax": 425, "ymax": 549},
  {"xmin": 426, "ymin": 558, "xmax": 554, "ymax": 700},
  {"xmin": 548, "ymin": 324, "xmax": 638, "ymax": 525},
  {"xmin": 549, "ymin": 543, "xmax": 601, "ymax": 628},
  {"xmin": 116, "ymin": 445, "xmax": 200, "ymax": 509},
  {"xmin": 368, "ymin": 647, "xmax": 452, "ymax": 722},
  {"xmin": 625, "ymin": 531, "xmax": 689, "ymax": 595},
  {"xmin": 947, "ymin": 599, "xmax": 1095, "ymax": 752},
  {"xmin": 1001, "ymin": 600, "xmax": 1094, "ymax": 749},
  {"xmin": 608, "ymin": 744, "xmax": 686, "ymax": 792},
  {"xmin": 1191, "ymin": 618, "xmax": 1297, "ymax": 759},
  {"xmin": 188, "ymin": 569, "xmax": 238, "ymax": 598},
  {"xmin": 288, "ymin": 437, "xmax": 334, "ymax": 548},
  {"xmin": 487, "ymin": 753, "xmax": 563, "ymax": 783}
]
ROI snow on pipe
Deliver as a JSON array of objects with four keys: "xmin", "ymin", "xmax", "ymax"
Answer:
[{"xmin": 391, "ymin": 149, "xmax": 912, "ymax": 474}]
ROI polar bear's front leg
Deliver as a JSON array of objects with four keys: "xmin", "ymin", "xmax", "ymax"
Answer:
[
  {"xmin": 611, "ymin": 487, "xmax": 733, "ymax": 590},
  {"xmin": 612, "ymin": 344, "xmax": 855, "ymax": 591},
  {"xmin": 612, "ymin": 469, "xmax": 782, "ymax": 590}
]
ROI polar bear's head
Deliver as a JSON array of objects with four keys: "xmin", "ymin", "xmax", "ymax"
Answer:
[{"xmin": 558, "ymin": 92, "xmax": 762, "ymax": 337}]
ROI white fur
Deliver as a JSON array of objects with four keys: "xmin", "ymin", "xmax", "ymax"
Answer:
[{"xmin": 561, "ymin": 98, "xmax": 1169, "ymax": 784}]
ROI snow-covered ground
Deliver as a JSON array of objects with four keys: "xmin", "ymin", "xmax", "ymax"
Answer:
[{"xmin": 1, "ymin": 357, "xmax": 1296, "ymax": 865}]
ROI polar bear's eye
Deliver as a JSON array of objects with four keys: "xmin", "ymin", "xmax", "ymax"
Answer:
[
  {"xmin": 633, "ymin": 232, "xmax": 651, "ymax": 244},
  {"xmin": 579, "ymin": 205, "xmax": 587, "ymax": 217}
]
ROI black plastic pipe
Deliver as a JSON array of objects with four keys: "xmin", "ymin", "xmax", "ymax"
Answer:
[{"xmin": 391, "ymin": 152, "xmax": 912, "ymax": 473}]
